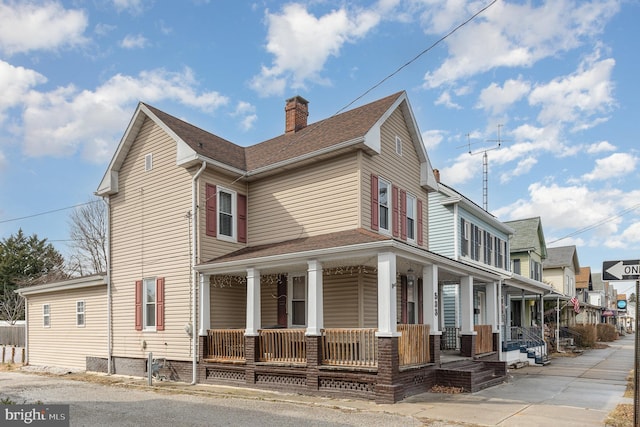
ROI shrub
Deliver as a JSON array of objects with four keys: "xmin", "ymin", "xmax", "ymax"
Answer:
[
  {"xmin": 570, "ymin": 324, "xmax": 597, "ymax": 348},
  {"xmin": 597, "ymin": 323, "xmax": 618, "ymax": 342}
]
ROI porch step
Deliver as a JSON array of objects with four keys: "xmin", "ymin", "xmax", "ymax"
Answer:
[{"xmin": 436, "ymin": 360, "xmax": 507, "ymax": 393}]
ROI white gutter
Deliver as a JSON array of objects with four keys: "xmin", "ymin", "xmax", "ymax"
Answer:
[{"xmin": 191, "ymin": 161, "xmax": 207, "ymax": 385}]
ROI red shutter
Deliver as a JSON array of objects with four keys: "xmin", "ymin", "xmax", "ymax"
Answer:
[
  {"xmin": 400, "ymin": 275, "xmax": 408, "ymax": 324},
  {"xmin": 417, "ymin": 199, "xmax": 424, "ymax": 246},
  {"xmin": 400, "ymin": 189, "xmax": 407, "ymax": 240},
  {"xmin": 418, "ymin": 278, "xmax": 424, "ymax": 324},
  {"xmin": 392, "ymin": 186, "xmax": 399, "ymax": 237},
  {"xmin": 370, "ymin": 174, "xmax": 379, "ymax": 231},
  {"xmin": 135, "ymin": 280, "xmax": 142, "ymax": 331},
  {"xmin": 205, "ymin": 184, "xmax": 217, "ymax": 237},
  {"xmin": 237, "ymin": 194, "xmax": 247, "ymax": 243},
  {"xmin": 156, "ymin": 277, "xmax": 165, "ymax": 331}
]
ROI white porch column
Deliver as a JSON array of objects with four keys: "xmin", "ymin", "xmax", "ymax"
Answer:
[
  {"xmin": 376, "ymin": 252, "xmax": 399, "ymax": 337},
  {"xmin": 422, "ymin": 264, "xmax": 440, "ymax": 333},
  {"xmin": 485, "ymin": 281, "xmax": 498, "ymax": 333},
  {"xmin": 198, "ymin": 274, "xmax": 211, "ymax": 336},
  {"xmin": 460, "ymin": 275, "xmax": 474, "ymax": 334},
  {"xmin": 306, "ymin": 259, "xmax": 324, "ymax": 336},
  {"xmin": 245, "ymin": 267, "xmax": 261, "ymax": 336}
]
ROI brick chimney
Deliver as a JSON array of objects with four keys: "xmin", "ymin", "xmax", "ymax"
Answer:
[
  {"xmin": 433, "ymin": 168, "xmax": 440, "ymax": 183},
  {"xmin": 285, "ymin": 96, "xmax": 309, "ymax": 134}
]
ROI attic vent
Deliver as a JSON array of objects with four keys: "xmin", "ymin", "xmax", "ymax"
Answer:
[
  {"xmin": 145, "ymin": 153, "xmax": 153, "ymax": 171},
  {"xmin": 395, "ymin": 136, "xmax": 403, "ymax": 156}
]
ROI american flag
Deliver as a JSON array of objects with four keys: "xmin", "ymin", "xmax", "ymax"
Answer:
[{"xmin": 570, "ymin": 297, "xmax": 580, "ymax": 313}]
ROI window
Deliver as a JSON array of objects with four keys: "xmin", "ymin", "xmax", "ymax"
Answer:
[
  {"xmin": 144, "ymin": 153, "xmax": 153, "ymax": 171},
  {"xmin": 76, "ymin": 300, "xmax": 85, "ymax": 327},
  {"xmin": 378, "ymin": 178, "xmax": 391, "ymax": 232},
  {"xmin": 43, "ymin": 304, "xmax": 50, "ymax": 328},
  {"xmin": 135, "ymin": 278, "xmax": 165, "ymax": 331},
  {"xmin": 495, "ymin": 237, "xmax": 504, "ymax": 268},
  {"xmin": 470, "ymin": 224, "xmax": 481, "ymax": 261},
  {"xmin": 205, "ymin": 184, "xmax": 247, "ymax": 243},
  {"xmin": 513, "ymin": 259, "xmax": 521, "ymax": 275},
  {"xmin": 290, "ymin": 275, "xmax": 307, "ymax": 327},
  {"xmin": 395, "ymin": 136, "xmax": 403, "ymax": 155},
  {"xmin": 461, "ymin": 218, "xmax": 469, "ymax": 257},
  {"xmin": 484, "ymin": 231, "xmax": 493, "ymax": 265},
  {"xmin": 406, "ymin": 194, "xmax": 416, "ymax": 241},
  {"xmin": 144, "ymin": 278, "xmax": 156, "ymax": 330}
]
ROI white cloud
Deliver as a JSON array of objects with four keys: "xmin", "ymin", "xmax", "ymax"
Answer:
[
  {"xmin": 251, "ymin": 3, "xmax": 383, "ymax": 96},
  {"xmin": 0, "ymin": 1, "xmax": 88, "ymax": 55},
  {"xmin": 581, "ymin": 153, "xmax": 637, "ymax": 181},
  {"xmin": 476, "ymin": 78, "xmax": 530, "ymax": 115},
  {"xmin": 529, "ymin": 55, "xmax": 615, "ymax": 129},
  {"xmin": 112, "ymin": 0, "xmax": 146, "ymax": 15},
  {"xmin": 434, "ymin": 91, "xmax": 461, "ymax": 109},
  {"xmin": 19, "ymin": 67, "xmax": 228, "ymax": 162},
  {"xmin": 422, "ymin": 129, "xmax": 446, "ymax": 150},
  {"xmin": 499, "ymin": 156, "xmax": 537, "ymax": 183},
  {"xmin": 231, "ymin": 101, "xmax": 257, "ymax": 131},
  {"xmin": 121, "ymin": 34, "xmax": 148, "ymax": 49},
  {"xmin": 0, "ymin": 61, "xmax": 47, "ymax": 122},
  {"xmin": 422, "ymin": 0, "xmax": 619, "ymax": 89},
  {"xmin": 587, "ymin": 140, "xmax": 616, "ymax": 154}
]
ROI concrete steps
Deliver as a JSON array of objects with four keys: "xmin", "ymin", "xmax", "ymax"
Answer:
[{"xmin": 436, "ymin": 360, "xmax": 507, "ymax": 393}]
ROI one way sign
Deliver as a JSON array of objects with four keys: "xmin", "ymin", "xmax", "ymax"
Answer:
[{"xmin": 602, "ymin": 260, "xmax": 640, "ymax": 281}]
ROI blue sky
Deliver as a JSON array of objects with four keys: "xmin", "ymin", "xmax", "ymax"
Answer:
[{"xmin": 0, "ymin": 0, "xmax": 638, "ymax": 292}]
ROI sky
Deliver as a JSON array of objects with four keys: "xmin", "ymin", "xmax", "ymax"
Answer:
[{"xmin": 0, "ymin": 0, "xmax": 638, "ymax": 293}]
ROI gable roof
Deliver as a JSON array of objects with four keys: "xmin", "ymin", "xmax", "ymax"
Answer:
[
  {"xmin": 504, "ymin": 217, "xmax": 547, "ymax": 258},
  {"xmin": 97, "ymin": 91, "xmax": 438, "ymax": 195},
  {"xmin": 543, "ymin": 245, "xmax": 580, "ymax": 272},
  {"xmin": 575, "ymin": 265, "xmax": 591, "ymax": 289}
]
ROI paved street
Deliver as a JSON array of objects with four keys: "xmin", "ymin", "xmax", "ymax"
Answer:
[{"xmin": 0, "ymin": 333, "xmax": 634, "ymax": 426}]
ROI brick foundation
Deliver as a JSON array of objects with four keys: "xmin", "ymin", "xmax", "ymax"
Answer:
[{"xmin": 460, "ymin": 334, "xmax": 476, "ymax": 357}]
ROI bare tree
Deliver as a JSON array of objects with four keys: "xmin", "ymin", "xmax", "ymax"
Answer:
[
  {"xmin": 68, "ymin": 198, "xmax": 108, "ymax": 275},
  {"xmin": 0, "ymin": 291, "xmax": 24, "ymax": 325}
]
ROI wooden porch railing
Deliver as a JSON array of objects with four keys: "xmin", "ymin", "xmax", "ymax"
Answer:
[
  {"xmin": 321, "ymin": 328, "xmax": 378, "ymax": 368},
  {"xmin": 398, "ymin": 324, "xmax": 431, "ymax": 366},
  {"xmin": 258, "ymin": 329, "xmax": 306, "ymax": 364},
  {"xmin": 205, "ymin": 329, "xmax": 246, "ymax": 362},
  {"xmin": 474, "ymin": 324, "xmax": 493, "ymax": 354}
]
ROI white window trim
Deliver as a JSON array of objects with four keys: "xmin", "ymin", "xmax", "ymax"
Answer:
[
  {"xmin": 76, "ymin": 300, "xmax": 85, "ymax": 327},
  {"xmin": 395, "ymin": 136, "xmax": 403, "ymax": 156},
  {"xmin": 43, "ymin": 304, "xmax": 50, "ymax": 328},
  {"xmin": 144, "ymin": 153, "xmax": 153, "ymax": 171},
  {"xmin": 378, "ymin": 177, "xmax": 392, "ymax": 235},
  {"xmin": 143, "ymin": 277, "xmax": 157, "ymax": 332},
  {"xmin": 406, "ymin": 193, "xmax": 417, "ymax": 243},
  {"xmin": 288, "ymin": 273, "xmax": 307, "ymax": 328},
  {"xmin": 217, "ymin": 186, "xmax": 237, "ymax": 242}
]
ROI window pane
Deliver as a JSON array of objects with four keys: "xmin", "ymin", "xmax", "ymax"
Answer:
[
  {"xmin": 292, "ymin": 277, "xmax": 305, "ymax": 299},
  {"xmin": 145, "ymin": 281, "xmax": 155, "ymax": 303},
  {"xmin": 220, "ymin": 213, "xmax": 232, "ymax": 236},
  {"xmin": 292, "ymin": 301, "xmax": 305, "ymax": 325},
  {"xmin": 77, "ymin": 313, "xmax": 85, "ymax": 326},
  {"xmin": 144, "ymin": 279, "xmax": 156, "ymax": 328},
  {"xmin": 146, "ymin": 304, "xmax": 156, "ymax": 327},
  {"xmin": 219, "ymin": 191, "xmax": 232, "ymax": 214}
]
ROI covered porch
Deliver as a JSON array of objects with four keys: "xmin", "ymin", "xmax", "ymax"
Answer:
[{"xmin": 194, "ymin": 230, "xmax": 505, "ymax": 402}]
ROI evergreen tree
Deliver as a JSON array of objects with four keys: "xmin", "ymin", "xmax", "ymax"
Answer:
[{"xmin": 0, "ymin": 229, "xmax": 67, "ymax": 322}]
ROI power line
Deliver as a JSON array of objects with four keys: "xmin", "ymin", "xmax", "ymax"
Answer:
[
  {"xmin": 0, "ymin": 200, "xmax": 100, "ymax": 225},
  {"xmin": 548, "ymin": 202, "xmax": 640, "ymax": 244}
]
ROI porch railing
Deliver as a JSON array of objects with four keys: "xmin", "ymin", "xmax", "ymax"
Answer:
[
  {"xmin": 474, "ymin": 324, "xmax": 493, "ymax": 354},
  {"xmin": 321, "ymin": 328, "xmax": 378, "ymax": 368},
  {"xmin": 398, "ymin": 324, "xmax": 431, "ymax": 366},
  {"xmin": 258, "ymin": 329, "xmax": 306, "ymax": 364},
  {"xmin": 205, "ymin": 329, "xmax": 246, "ymax": 362}
]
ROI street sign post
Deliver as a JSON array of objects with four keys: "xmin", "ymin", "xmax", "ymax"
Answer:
[{"xmin": 602, "ymin": 260, "xmax": 640, "ymax": 426}]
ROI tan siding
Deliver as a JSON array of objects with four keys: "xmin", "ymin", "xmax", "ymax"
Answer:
[
  {"xmin": 109, "ymin": 117, "xmax": 194, "ymax": 361},
  {"xmin": 323, "ymin": 274, "xmax": 359, "ymax": 328},
  {"xmin": 210, "ymin": 283, "xmax": 246, "ymax": 329},
  {"xmin": 361, "ymin": 272, "xmax": 378, "ymax": 328},
  {"xmin": 260, "ymin": 279, "xmax": 278, "ymax": 327},
  {"xmin": 27, "ymin": 287, "xmax": 107, "ymax": 370},
  {"xmin": 361, "ymin": 106, "xmax": 428, "ymax": 247},
  {"xmin": 249, "ymin": 154, "xmax": 360, "ymax": 245}
]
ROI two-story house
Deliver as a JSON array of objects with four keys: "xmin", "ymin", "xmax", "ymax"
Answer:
[{"xmin": 19, "ymin": 91, "xmax": 509, "ymax": 403}]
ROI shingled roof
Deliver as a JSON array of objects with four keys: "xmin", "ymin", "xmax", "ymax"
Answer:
[
  {"xmin": 504, "ymin": 217, "xmax": 547, "ymax": 258},
  {"xmin": 544, "ymin": 245, "xmax": 580, "ymax": 272}
]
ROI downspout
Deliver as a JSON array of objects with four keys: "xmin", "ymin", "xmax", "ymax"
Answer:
[
  {"xmin": 191, "ymin": 161, "xmax": 207, "ymax": 385},
  {"xmin": 104, "ymin": 196, "xmax": 112, "ymax": 375}
]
